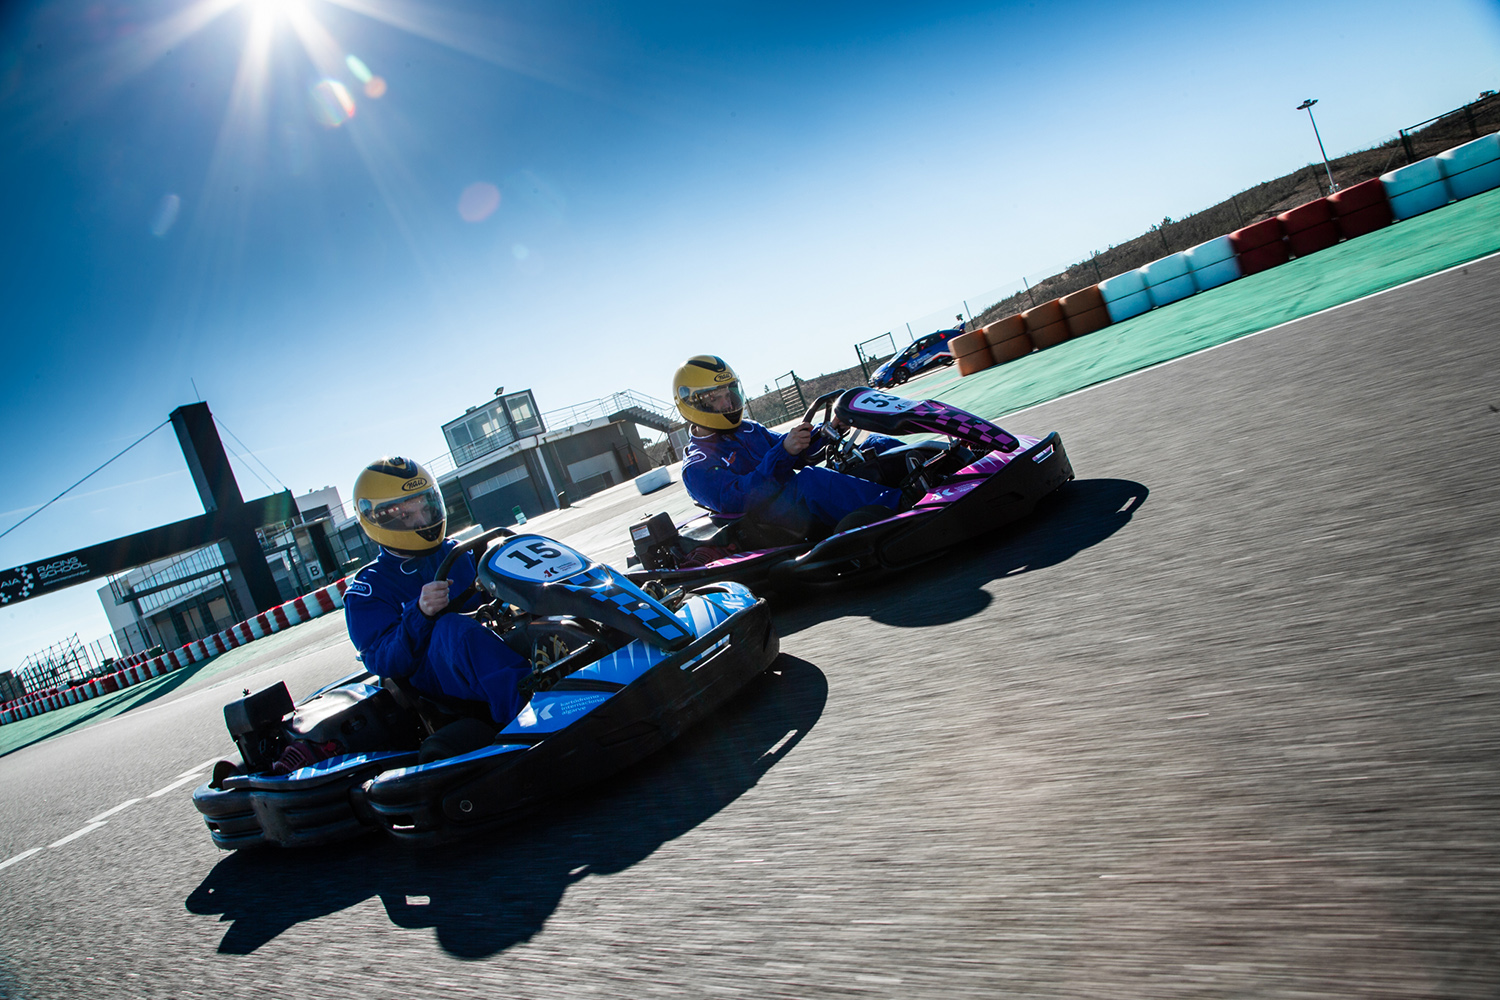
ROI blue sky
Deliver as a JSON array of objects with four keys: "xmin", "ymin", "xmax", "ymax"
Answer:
[{"xmin": 2, "ymin": 0, "xmax": 1498, "ymax": 670}]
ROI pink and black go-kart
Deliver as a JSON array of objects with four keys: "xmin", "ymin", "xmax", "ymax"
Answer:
[{"xmin": 626, "ymin": 386, "xmax": 1073, "ymax": 588}]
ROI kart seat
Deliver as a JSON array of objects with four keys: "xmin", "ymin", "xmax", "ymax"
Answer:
[{"xmin": 380, "ymin": 675, "xmax": 497, "ymax": 733}]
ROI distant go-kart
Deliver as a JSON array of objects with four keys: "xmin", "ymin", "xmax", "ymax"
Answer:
[
  {"xmin": 870, "ymin": 327, "xmax": 959, "ymax": 387},
  {"xmin": 626, "ymin": 386, "xmax": 1073, "ymax": 589},
  {"xmin": 192, "ymin": 529, "xmax": 778, "ymax": 849}
]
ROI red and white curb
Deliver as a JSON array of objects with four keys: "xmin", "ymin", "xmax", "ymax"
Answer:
[{"xmin": 0, "ymin": 578, "xmax": 350, "ymax": 726}]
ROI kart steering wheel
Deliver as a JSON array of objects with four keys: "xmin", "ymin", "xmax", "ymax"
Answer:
[
  {"xmin": 431, "ymin": 526, "xmax": 514, "ymax": 617},
  {"xmin": 801, "ymin": 390, "xmax": 860, "ymax": 471}
]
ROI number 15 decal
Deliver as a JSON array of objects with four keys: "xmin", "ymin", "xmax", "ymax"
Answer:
[
  {"xmin": 492, "ymin": 537, "xmax": 585, "ymax": 582},
  {"xmin": 506, "ymin": 542, "xmax": 562, "ymax": 569}
]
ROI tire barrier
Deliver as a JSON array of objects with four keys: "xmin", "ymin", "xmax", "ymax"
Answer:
[
  {"xmin": 982, "ymin": 315, "xmax": 1034, "ymax": 365},
  {"xmin": 0, "ymin": 578, "xmax": 352, "ymax": 725},
  {"xmin": 1277, "ymin": 197, "xmax": 1341, "ymax": 258},
  {"xmin": 1229, "ymin": 217, "xmax": 1289, "ymax": 276},
  {"xmin": 949, "ymin": 330, "xmax": 994, "ymax": 376},
  {"xmin": 1381, "ymin": 157, "xmax": 1451, "ymax": 220},
  {"xmin": 634, "ymin": 466, "xmax": 672, "ymax": 494},
  {"xmin": 1059, "ymin": 285, "xmax": 1111, "ymax": 337},
  {"xmin": 1099, "ymin": 269, "xmax": 1151, "ymax": 323},
  {"xmin": 1022, "ymin": 298, "xmax": 1070, "ymax": 350},
  {"xmin": 1140, "ymin": 252, "xmax": 1197, "ymax": 308},
  {"xmin": 1183, "ymin": 235, "xmax": 1241, "ymax": 291},
  {"xmin": 1437, "ymin": 132, "xmax": 1500, "ymax": 201},
  {"xmin": 1328, "ymin": 178, "xmax": 1393, "ymax": 240}
]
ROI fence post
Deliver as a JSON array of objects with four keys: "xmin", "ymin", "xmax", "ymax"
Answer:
[{"xmin": 1400, "ymin": 129, "xmax": 1415, "ymax": 164}]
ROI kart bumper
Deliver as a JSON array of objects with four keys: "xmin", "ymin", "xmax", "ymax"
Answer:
[{"xmin": 191, "ymin": 751, "xmax": 419, "ymax": 850}]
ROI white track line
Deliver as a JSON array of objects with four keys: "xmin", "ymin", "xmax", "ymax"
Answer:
[
  {"xmin": 88, "ymin": 798, "xmax": 142, "ymax": 824},
  {"xmin": 148, "ymin": 774, "xmax": 204, "ymax": 798},
  {"xmin": 182, "ymin": 757, "xmax": 221, "ymax": 777},
  {"xmin": 0, "ymin": 848, "xmax": 42, "ymax": 872},
  {"xmin": 48, "ymin": 822, "xmax": 107, "ymax": 848}
]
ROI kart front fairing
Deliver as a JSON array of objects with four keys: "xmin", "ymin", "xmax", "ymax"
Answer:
[{"xmin": 193, "ymin": 533, "xmax": 778, "ymax": 849}]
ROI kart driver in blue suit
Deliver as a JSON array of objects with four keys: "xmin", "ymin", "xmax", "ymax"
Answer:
[
  {"xmin": 342, "ymin": 457, "xmax": 531, "ymax": 735},
  {"xmin": 674, "ymin": 356, "xmax": 904, "ymax": 537}
]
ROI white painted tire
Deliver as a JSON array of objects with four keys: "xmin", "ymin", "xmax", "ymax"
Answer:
[{"xmin": 635, "ymin": 466, "xmax": 673, "ymax": 494}]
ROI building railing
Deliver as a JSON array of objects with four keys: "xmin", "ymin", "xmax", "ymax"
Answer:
[{"xmin": 541, "ymin": 390, "xmax": 677, "ymax": 432}]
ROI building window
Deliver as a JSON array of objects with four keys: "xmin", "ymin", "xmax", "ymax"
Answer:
[{"xmin": 468, "ymin": 465, "xmax": 530, "ymax": 499}]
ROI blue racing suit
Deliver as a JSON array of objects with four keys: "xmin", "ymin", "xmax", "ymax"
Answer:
[
  {"xmin": 344, "ymin": 540, "xmax": 531, "ymax": 726},
  {"xmin": 682, "ymin": 420, "xmax": 903, "ymax": 535}
]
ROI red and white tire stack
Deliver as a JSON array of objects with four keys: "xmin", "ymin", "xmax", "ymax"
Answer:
[{"xmin": 0, "ymin": 577, "xmax": 351, "ymax": 725}]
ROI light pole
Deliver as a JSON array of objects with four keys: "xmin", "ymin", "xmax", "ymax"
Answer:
[{"xmin": 1297, "ymin": 98, "xmax": 1338, "ymax": 193}]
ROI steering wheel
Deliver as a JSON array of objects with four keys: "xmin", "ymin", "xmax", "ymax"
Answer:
[
  {"xmin": 431, "ymin": 526, "xmax": 514, "ymax": 617},
  {"xmin": 801, "ymin": 390, "xmax": 861, "ymax": 473}
]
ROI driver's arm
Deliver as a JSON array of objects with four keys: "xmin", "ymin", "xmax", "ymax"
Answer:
[
  {"xmin": 344, "ymin": 553, "xmax": 480, "ymax": 679},
  {"xmin": 682, "ymin": 425, "xmax": 800, "ymax": 515},
  {"xmin": 345, "ymin": 580, "xmax": 436, "ymax": 680}
]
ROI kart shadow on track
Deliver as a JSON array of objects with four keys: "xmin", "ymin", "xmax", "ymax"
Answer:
[
  {"xmin": 770, "ymin": 477, "xmax": 1149, "ymax": 637},
  {"xmin": 184, "ymin": 654, "xmax": 827, "ymax": 957}
]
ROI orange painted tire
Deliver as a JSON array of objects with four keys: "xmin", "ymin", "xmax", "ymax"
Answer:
[
  {"xmin": 1277, "ymin": 197, "xmax": 1334, "ymax": 234},
  {"xmin": 1230, "ymin": 217, "xmax": 1284, "ymax": 254},
  {"xmin": 956, "ymin": 350, "xmax": 993, "ymax": 376},
  {"xmin": 1065, "ymin": 304, "xmax": 1111, "ymax": 337},
  {"xmin": 1029, "ymin": 320, "xmax": 1070, "ymax": 350},
  {"xmin": 1022, "ymin": 299, "xmax": 1064, "ymax": 331},
  {"xmin": 989, "ymin": 333, "xmax": 1033, "ymax": 365},
  {"xmin": 982, "ymin": 315, "xmax": 1026, "ymax": 344},
  {"xmin": 1059, "ymin": 285, "xmax": 1104, "ymax": 317},
  {"xmin": 949, "ymin": 331, "xmax": 988, "ymax": 358}
]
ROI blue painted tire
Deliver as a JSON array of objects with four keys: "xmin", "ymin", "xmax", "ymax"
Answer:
[
  {"xmin": 1184, "ymin": 235, "xmax": 1235, "ymax": 270},
  {"xmin": 1145, "ymin": 272, "xmax": 1196, "ymax": 307},
  {"xmin": 1190, "ymin": 255, "xmax": 1241, "ymax": 290},
  {"xmin": 1104, "ymin": 288, "xmax": 1151, "ymax": 323},
  {"xmin": 1441, "ymin": 159, "xmax": 1500, "ymax": 200},
  {"xmin": 1140, "ymin": 253, "xmax": 1190, "ymax": 285},
  {"xmin": 1099, "ymin": 269, "xmax": 1145, "ymax": 303},
  {"xmin": 1387, "ymin": 181, "xmax": 1451, "ymax": 220}
]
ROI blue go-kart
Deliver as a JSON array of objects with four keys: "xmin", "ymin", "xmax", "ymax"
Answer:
[{"xmin": 192, "ymin": 529, "xmax": 778, "ymax": 848}]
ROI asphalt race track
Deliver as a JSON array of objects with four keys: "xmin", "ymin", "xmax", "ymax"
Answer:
[{"xmin": 2, "ymin": 254, "xmax": 1497, "ymax": 999}]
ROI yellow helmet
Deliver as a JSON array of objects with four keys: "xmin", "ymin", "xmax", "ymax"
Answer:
[
  {"xmin": 353, "ymin": 457, "xmax": 447, "ymax": 555},
  {"xmin": 672, "ymin": 355, "xmax": 746, "ymax": 431}
]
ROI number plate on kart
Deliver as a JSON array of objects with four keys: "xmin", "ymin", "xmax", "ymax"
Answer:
[
  {"xmin": 486, "ymin": 535, "xmax": 587, "ymax": 583},
  {"xmin": 845, "ymin": 389, "xmax": 920, "ymax": 414}
]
